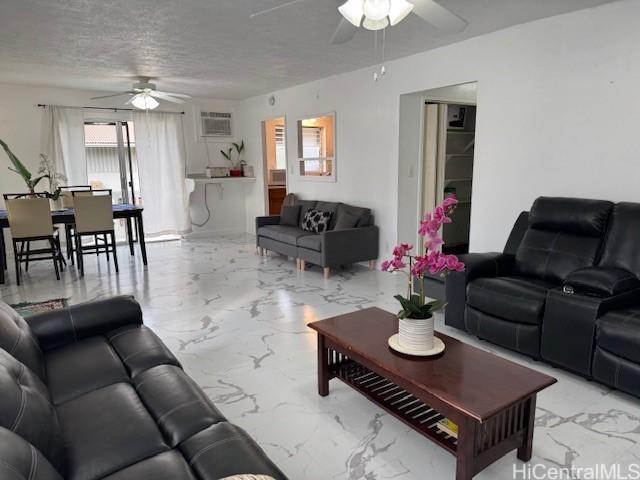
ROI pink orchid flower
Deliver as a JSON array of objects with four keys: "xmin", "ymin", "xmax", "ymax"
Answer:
[
  {"xmin": 442, "ymin": 194, "xmax": 458, "ymax": 209},
  {"xmin": 410, "ymin": 256, "xmax": 429, "ymax": 277},
  {"xmin": 418, "ymin": 217, "xmax": 440, "ymax": 236},
  {"xmin": 432, "ymin": 206, "xmax": 453, "ymax": 225},
  {"xmin": 423, "ymin": 234, "xmax": 444, "ymax": 252},
  {"xmin": 390, "ymin": 257, "xmax": 406, "ymax": 270},
  {"xmin": 392, "ymin": 243, "xmax": 413, "ymax": 258}
]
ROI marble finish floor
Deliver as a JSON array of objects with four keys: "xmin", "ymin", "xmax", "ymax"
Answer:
[{"xmin": 1, "ymin": 234, "xmax": 638, "ymax": 480}]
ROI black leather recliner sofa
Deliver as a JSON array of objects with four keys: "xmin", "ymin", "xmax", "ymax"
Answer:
[
  {"xmin": 0, "ymin": 296, "xmax": 287, "ymax": 480},
  {"xmin": 444, "ymin": 197, "xmax": 640, "ymax": 398}
]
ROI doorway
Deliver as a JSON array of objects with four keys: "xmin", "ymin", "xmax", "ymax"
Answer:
[
  {"xmin": 421, "ymin": 101, "xmax": 476, "ymax": 254},
  {"xmin": 396, "ymin": 82, "xmax": 477, "ymax": 254},
  {"xmin": 261, "ymin": 117, "xmax": 288, "ymax": 215}
]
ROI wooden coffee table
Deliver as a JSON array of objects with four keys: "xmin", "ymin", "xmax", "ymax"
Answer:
[{"xmin": 308, "ymin": 308, "xmax": 557, "ymax": 480}]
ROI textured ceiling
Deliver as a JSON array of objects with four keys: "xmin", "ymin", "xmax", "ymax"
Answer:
[{"xmin": 0, "ymin": 0, "xmax": 617, "ymax": 99}]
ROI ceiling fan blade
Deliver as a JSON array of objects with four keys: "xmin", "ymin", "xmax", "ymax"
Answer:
[
  {"xmin": 330, "ymin": 17, "xmax": 358, "ymax": 45},
  {"xmin": 411, "ymin": 0, "xmax": 468, "ymax": 34},
  {"xmin": 250, "ymin": 0, "xmax": 308, "ymax": 18},
  {"xmin": 153, "ymin": 91, "xmax": 192, "ymax": 99},
  {"xmin": 90, "ymin": 91, "xmax": 135, "ymax": 100},
  {"xmin": 149, "ymin": 92, "xmax": 186, "ymax": 104}
]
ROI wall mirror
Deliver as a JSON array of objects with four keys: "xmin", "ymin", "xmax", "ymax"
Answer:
[{"xmin": 297, "ymin": 113, "xmax": 336, "ymax": 181}]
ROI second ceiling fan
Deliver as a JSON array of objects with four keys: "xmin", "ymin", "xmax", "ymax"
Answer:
[{"xmin": 250, "ymin": 0, "xmax": 468, "ymax": 45}]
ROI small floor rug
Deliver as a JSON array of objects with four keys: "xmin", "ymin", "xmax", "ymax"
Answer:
[{"xmin": 11, "ymin": 298, "xmax": 68, "ymax": 317}]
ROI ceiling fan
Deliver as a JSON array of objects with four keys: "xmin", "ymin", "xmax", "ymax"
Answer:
[
  {"xmin": 250, "ymin": 0, "xmax": 468, "ymax": 45},
  {"xmin": 90, "ymin": 78, "xmax": 192, "ymax": 110}
]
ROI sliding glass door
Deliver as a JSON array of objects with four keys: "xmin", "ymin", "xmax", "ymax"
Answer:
[{"xmin": 84, "ymin": 121, "xmax": 141, "ymax": 240}]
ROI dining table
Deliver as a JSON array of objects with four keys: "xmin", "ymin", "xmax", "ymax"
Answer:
[{"xmin": 0, "ymin": 203, "xmax": 147, "ymax": 284}]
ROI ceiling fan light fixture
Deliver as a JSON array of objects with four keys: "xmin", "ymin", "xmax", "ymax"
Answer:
[
  {"xmin": 338, "ymin": 0, "xmax": 364, "ymax": 27},
  {"xmin": 363, "ymin": 0, "xmax": 390, "ymax": 21},
  {"xmin": 388, "ymin": 0, "xmax": 413, "ymax": 25},
  {"xmin": 362, "ymin": 16, "xmax": 389, "ymax": 30},
  {"xmin": 131, "ymin": 93, "xmax": 159, "ymax": 110}
]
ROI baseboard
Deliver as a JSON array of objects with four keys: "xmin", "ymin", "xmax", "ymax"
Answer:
[{"xmin": 185, "ymin": 227, "xmax": 248, "ymax": 238}]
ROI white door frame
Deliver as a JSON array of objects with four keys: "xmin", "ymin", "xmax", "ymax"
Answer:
[
  {"xmin": 416, "ymin": 97, "xmax": 477, "ymax": 250},
  {"xmin": 261, "ymin": 115, "xmax": 289, "ymax": 215}
]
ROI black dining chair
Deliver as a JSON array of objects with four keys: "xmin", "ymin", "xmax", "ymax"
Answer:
[{"xmin": 3, "ymin": 193, "xmax": 65, "ymax": 285}]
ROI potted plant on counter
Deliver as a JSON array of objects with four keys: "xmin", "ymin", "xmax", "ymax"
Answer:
[
  {"xmin": 220, "ymin": 140, "xmax": 246, "ymax": 177},
  {"xmin": 381, "ymin": 195, "xmax": 465, "ymax": 356}
]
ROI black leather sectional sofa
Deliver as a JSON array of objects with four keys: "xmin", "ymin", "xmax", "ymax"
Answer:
[
  {"xmin": 0, "ymin": 296, "xmax": 287, "ymax": 480},
  {"xmin": 445, "ymin": 197, "xmax": 640, "ymax": 398}
]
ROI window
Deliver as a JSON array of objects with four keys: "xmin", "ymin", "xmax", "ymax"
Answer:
[
  {"xmin": 275, "ymin": 124, "xmax": 287, "ymax": 170},
  {"xmin": 302, "ymin": 126, "xmax": 323, "ymax": 158},
  {"xmin": 297, "ymin": 113, "xmax": 336, "ymax": 181}
]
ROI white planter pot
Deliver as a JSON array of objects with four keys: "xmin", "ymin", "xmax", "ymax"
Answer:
[
  {"xmin": 398, "ymin": 316, "xmax": 435, "ymax": 351},
  {"xmin": 49, "ymin": 198, "xmax": 63, "ymax": 211}
]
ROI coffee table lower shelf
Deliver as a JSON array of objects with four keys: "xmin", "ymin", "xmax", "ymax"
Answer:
[
  {"xmin": 331, "ymin": 356, "xmax": 459, "ymax": 454},
  {"xmin": 317, "ymin": 335, "xmax": 537, "ymax": 480}
]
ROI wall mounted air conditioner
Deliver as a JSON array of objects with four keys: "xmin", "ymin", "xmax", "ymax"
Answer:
[{"xmin": 199, "ymin": 111, "xmax": 233, "ymax": 137}]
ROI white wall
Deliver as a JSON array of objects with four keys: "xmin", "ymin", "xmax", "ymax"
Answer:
[
  {"xmin": 0, "ymin": 83, "xmax": 248, "ymax": 233},
  {"xmin": 239, "ymin": 0, "xmax": 640, "ymax": 254}
]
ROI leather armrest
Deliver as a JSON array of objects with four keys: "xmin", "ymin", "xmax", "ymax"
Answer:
[
  {"xmin": 26, "ymin": 296, "xmax": 143, "ymax": 351},
  {"xmin": 322, "ymin": 226, "xmax": 379, "ymax": 266},
  {"xmin": 564, "ymin": 267, "xmax": 640, "ymax": 297},
  {"xmin": 444, "ymin": 252, "xmax": 513, "ymax": 331},
  {"xmin": 541, "ymin": 285, "xmax": 640, "ymax": 374},
  {"xmin": 459, "ymin": 252, "xmax": 515, "ymax": 281}
]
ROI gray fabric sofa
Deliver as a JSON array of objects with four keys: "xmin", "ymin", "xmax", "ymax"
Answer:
[{"xmin": 256, "ymin": 200, "xmax": 379, "ymax": 278}]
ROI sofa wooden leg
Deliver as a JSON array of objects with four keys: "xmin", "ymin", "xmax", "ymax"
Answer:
[
  {"xmin": 324, "ymin": 267, "xmax": 331, "ymax": 279},
  {"xmin": 369, "ymin": 260, "xmax": 376, "ymax": 271},
  {"xmin": 300, "ymin": 260, "xmax": 306, "ymax": 271},
  {"xmin": 296, "ymin": 258, "xmax": 301, "ymax": 270}
]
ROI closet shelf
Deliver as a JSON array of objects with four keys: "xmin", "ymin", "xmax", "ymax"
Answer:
[{"xmin": 445, "ymin": 178, "xmax": 472, "ymax": 183}]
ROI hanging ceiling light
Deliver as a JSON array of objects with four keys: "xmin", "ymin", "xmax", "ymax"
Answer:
[
  {"xmin": 131, "ymin": 92, "xmax": 160, "ymax": 110},
  {"xmin": 339, "ymin": 0, "xmax": 414, "ymax": 30}
]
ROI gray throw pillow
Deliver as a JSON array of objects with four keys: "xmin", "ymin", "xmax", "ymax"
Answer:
[
  {"xmin": 280, "ymin": 205, "xmax": 301, "ymax": 226},
  {"xmin": 334, "ymin": 211, "xmax": 360, "ymax": 230}
]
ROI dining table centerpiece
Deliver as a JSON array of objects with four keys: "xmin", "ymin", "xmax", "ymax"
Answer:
[
  {"xmin": 1, "ymin": 139, "xmax": 66, "ymax": 208},
  {"xmin": 382, "ymin": 195, "xmax": 465, "ymax": 356}
]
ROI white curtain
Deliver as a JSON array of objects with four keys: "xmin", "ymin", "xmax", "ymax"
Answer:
[
  {"xmin": 40, "ymin": 106, "xmax": 87, "ymax": 185},
  {"xmin": 133, "ymin": 111, "xmax": 191, "ymax": 236}
]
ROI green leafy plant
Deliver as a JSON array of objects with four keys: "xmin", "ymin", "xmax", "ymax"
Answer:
[
  {"xmin": 220, "ymin": 147, "xmax": 234, "ymax": 165},
  {"xmin": 37, "ymin": 154, "xmax": 67, "ymax": 200},
  {"xmin": 220, "ymin": 140, "xmax": 246, "ymax": 168},
  {"xmin": 0, "ymin": 139, "xmax": 67, "ymax": 199},
  {"xmin": 394, "ymin": 294, "xmax": 446, "ymax": 320},
  {"xmin": 232, "ymin": 140, "xmax": 246, "ymax": 166},
  {"xmin": 0, "ymin": 138, "xmax": 47, "ymax": 193}
]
